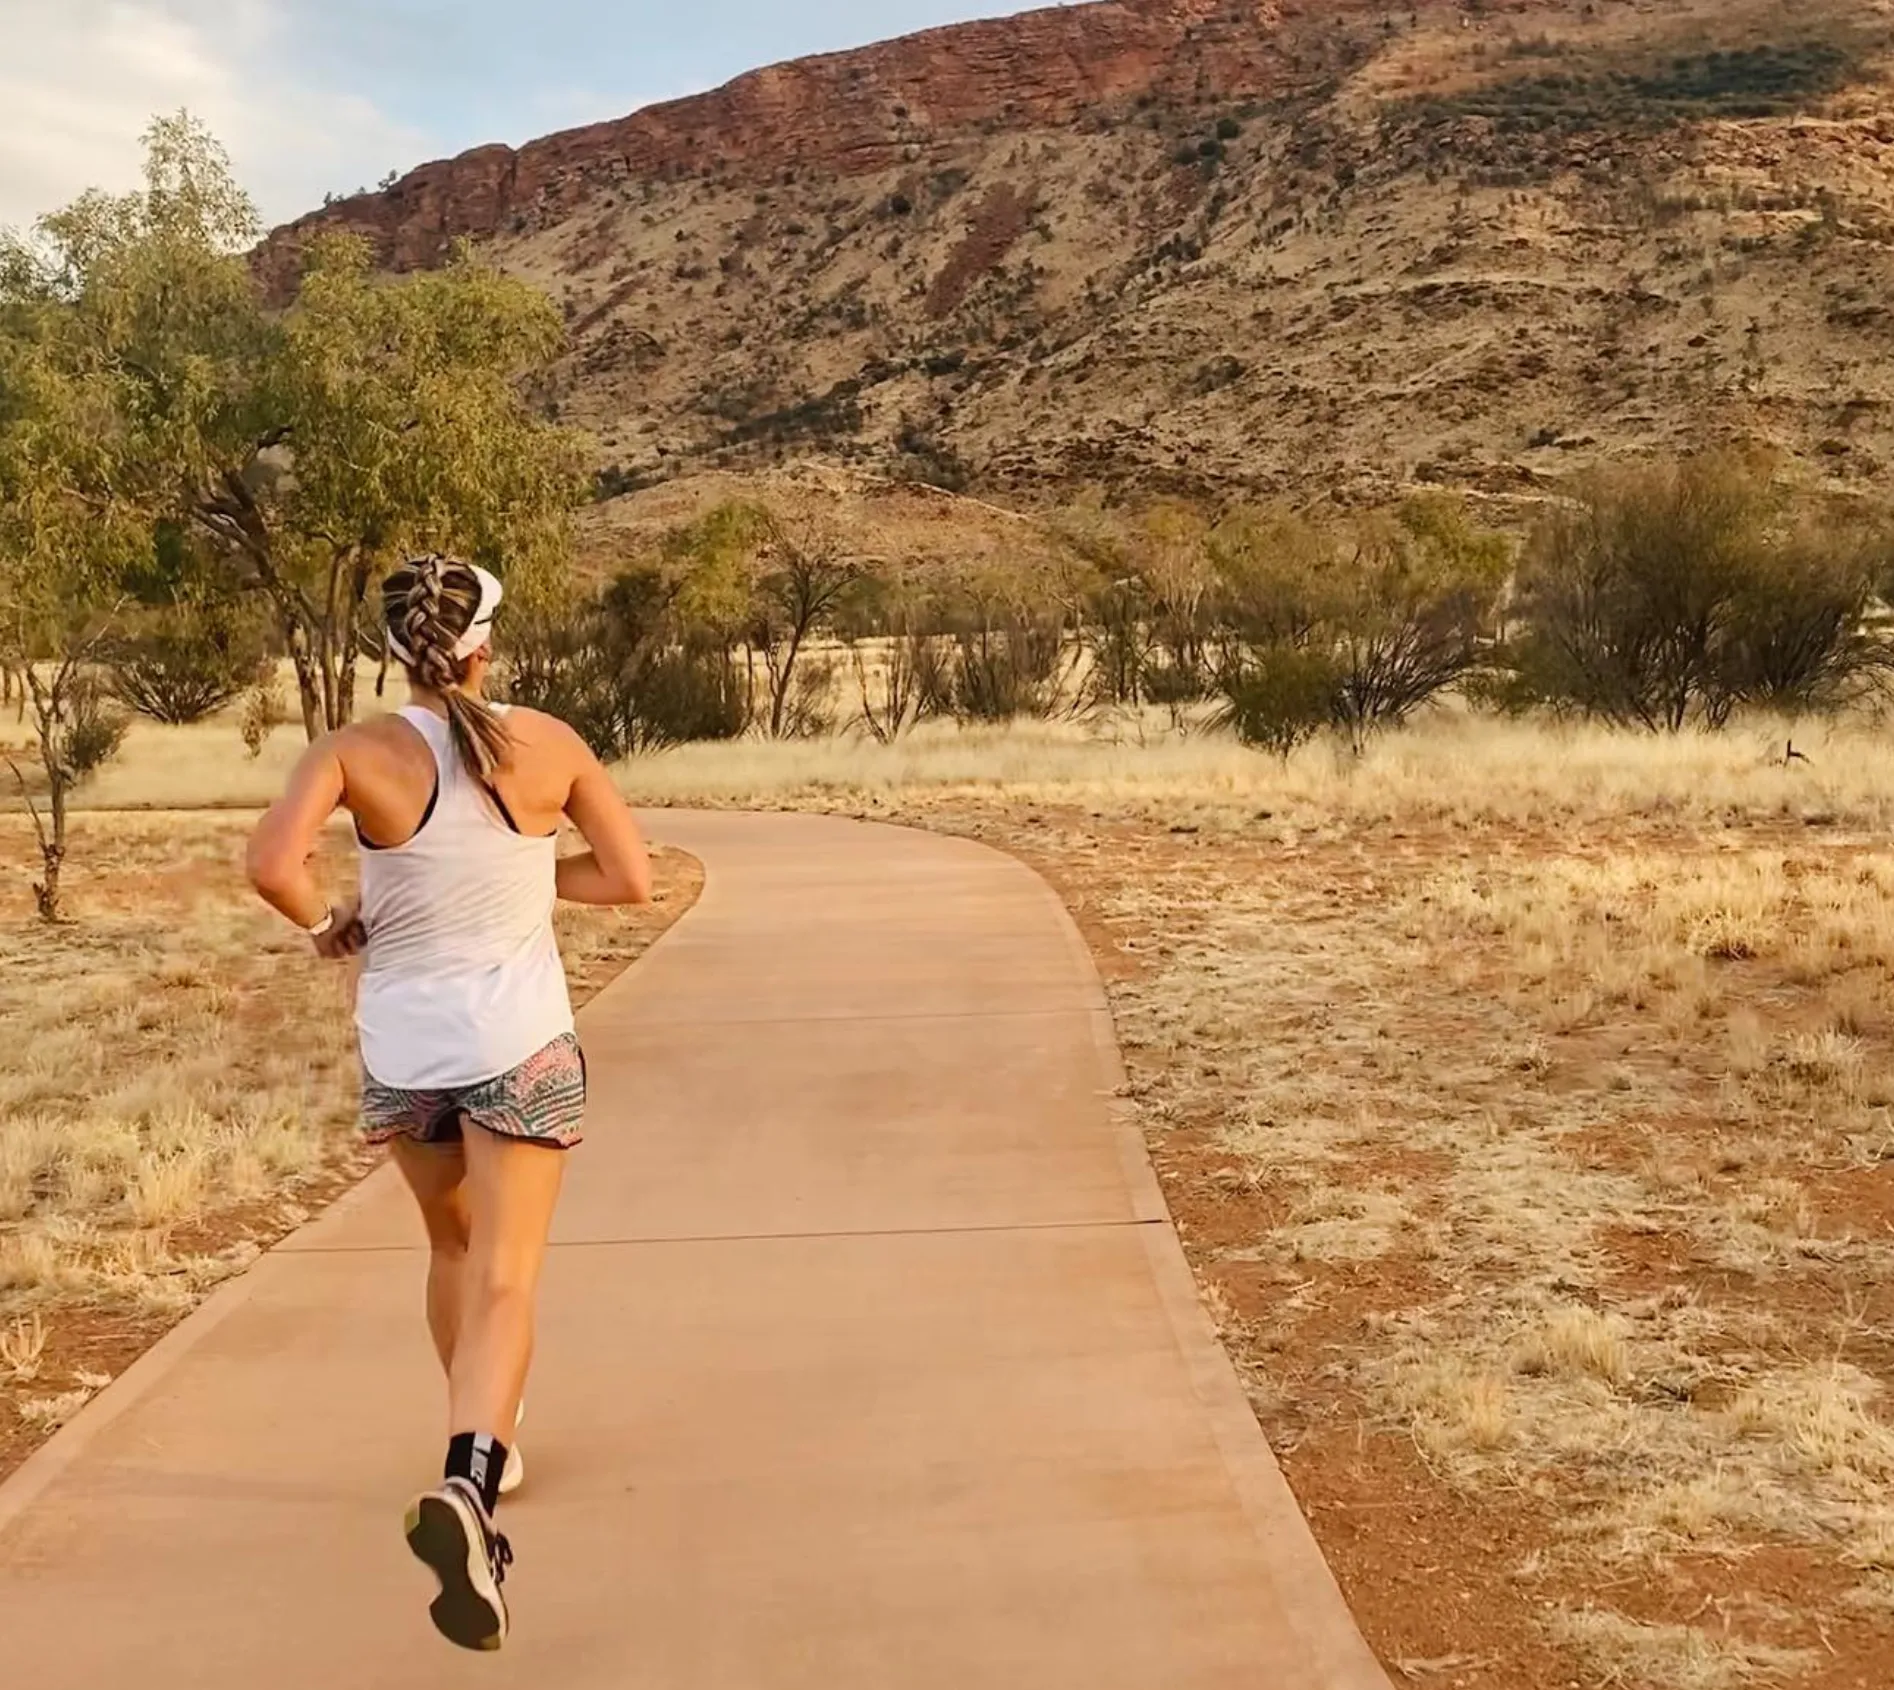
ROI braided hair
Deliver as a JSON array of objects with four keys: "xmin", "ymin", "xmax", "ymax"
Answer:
[{"xmin": 381, "ymin": 554, "xmax": 512, "ymax": 784}]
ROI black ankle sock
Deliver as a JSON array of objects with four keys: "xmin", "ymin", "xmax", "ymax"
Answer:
[{"xmin": 446, "ymin": 1432, "xmax": 509, "ymax": 1515}]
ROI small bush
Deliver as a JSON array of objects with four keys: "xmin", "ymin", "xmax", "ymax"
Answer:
[
  {"xmin": 951, "ymin": 621, "xmax": 1065, "ymax": 723},
  {"xmin": 1208, "ymin": 497, "xmax": 1509, "ymax": 746},
  {"xmin": 108, "ymin": 605, "xmax": 269, "ymax": 725},
  {"xmin": 630, "ymin": 643, "xmax": 752, "ymax": 747},
  {"xmin": 1221, "ymin": 645, "xmax": 1345, "ymax": 759},
  {"xmin": 1504, "ymin": 454, "xmax": 1891, "ymax": 729},
  {"xmin": 55, "ymin": 678, "xmax": 127, "ymax": 786},
  {"xmin": 500, "ymin": 568, "xmax": 753, "ymax": 759}
]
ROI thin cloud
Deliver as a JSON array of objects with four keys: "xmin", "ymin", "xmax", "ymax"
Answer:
[
  {"xmin": 0, "ymin": 0, "xmax": 430, "ymax": 229},
  {"xmin": 0, "ymin": 0, "xmax": 1100, "ymax": 232}
]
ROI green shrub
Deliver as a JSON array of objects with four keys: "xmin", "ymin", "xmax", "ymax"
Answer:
[
  {"xmin": 108, "ymin": 604, "xmax": 270, "ymax": 725},
  {"xmin": 1503, "ymin": 454, "xmax": 1891, "ymax": 729},
  {"xmin": 54, "ymin": 678, "xmax": 127, "ymax": 786},
  {"xmin": 500, "ymin": 566, "xmax": 752, "ymax": 758},
  {"xmin": 1220, "ymin": 645, "xmax": 1344, "ymax": 759},
  {"xmin": 1207, "ymin": 497, "xmax": 1509, "ymax": 746}
]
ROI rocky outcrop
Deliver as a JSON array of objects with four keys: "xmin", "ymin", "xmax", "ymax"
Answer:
[
  {"xmin": 253, "ymin": 0, "xmax": 1894, "ymax": 504},
  {"xmin": 258, "ymin": 0, "xmax": 1308, "ymax": 294}
]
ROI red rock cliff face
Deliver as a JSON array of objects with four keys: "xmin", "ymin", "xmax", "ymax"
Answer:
[{"xmin": 259, "ymin": 0, "xmax": 1312, "ymax": 294}]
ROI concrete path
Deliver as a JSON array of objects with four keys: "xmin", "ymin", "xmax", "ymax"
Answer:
[{"xmin": 0, "ymin": 813, "xmax": 1390, "ymax": 1688}]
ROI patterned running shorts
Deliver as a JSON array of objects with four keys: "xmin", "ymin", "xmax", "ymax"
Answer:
[{"xmin": 362, "ymin": 1033, "xmax": 587, "ymax": 1151}]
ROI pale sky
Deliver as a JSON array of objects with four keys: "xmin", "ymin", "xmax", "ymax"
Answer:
[{"xmin": 0, "ymin": 0, "xmax": 1076, "ymax": 231}]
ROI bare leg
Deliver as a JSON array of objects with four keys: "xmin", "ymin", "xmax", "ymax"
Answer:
[
  {"xmin": 449, "ymin": 1126, "xmax": 566, "ymax": 1441},
  {"xmin": 391, "ymin": 1139, "xmax": 472, "ymax": 1377}
]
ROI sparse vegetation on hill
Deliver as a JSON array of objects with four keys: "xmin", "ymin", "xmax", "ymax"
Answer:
[
  {"xmin": 254, "ymin": 0, "xmax": 1894, "ymax": 506},
  {"xmin": 1397, "ymin": 34, "xmax": 1873, "ymax": 137}
]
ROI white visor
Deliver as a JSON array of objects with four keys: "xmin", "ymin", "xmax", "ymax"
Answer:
[{"xmin": 386, "ymin": 563, "xmax": 504, "ymax": 666}]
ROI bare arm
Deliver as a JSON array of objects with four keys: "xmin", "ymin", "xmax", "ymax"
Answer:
[
  {"xmin": 246, "ymin": 736, "xmax": 364, "ymax": 958},
  {"xmin": 556, "ymin": 736, "xmax": 653, "ymax": 908}
]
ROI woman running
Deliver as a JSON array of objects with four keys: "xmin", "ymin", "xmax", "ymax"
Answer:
[{"xmin": 246, "ymin": 554, "xmax": 651, "ymax": 1652}]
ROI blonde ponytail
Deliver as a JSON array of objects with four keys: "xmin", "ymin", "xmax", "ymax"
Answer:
[{"xmin": 381, "ymin": 555, "xmax": 513, "ymax": 784}]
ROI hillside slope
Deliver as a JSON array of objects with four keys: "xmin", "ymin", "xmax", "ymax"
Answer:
[{"xmin": 265, "ymin": 0, "xmax": 1894, "ymax": 509}]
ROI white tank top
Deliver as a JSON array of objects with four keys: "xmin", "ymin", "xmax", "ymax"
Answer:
[{"xmin": 355, "ymin": 707, "xmax": 574, "ymax": 1091}]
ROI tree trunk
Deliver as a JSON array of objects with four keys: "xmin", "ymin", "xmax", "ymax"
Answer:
[
  {"xmin": 333, "ymin": 546, "xmax": 374, "ymax": 731},
  {"xmin": 35, "ymin": 793, "xmax": 65, "ymax": 924},
  {"xmin": 21, "ymin": 670, "xmax": 70, "ymax": 923},
  {"xmin": 770, "ymin": 626, "xmax": 807, "ymax": 739},
  {"xmin": 284, "ymin": 614, "xmax": 323, "ymax": 742}
]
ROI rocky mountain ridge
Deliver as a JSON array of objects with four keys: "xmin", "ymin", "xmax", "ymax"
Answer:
[{"xmin": 263, "ymin": 0, "xmax": 1894, "ymax": 512}]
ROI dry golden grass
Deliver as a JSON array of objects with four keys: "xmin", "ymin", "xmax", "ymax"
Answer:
[
  {"xmin": 1550, "ymin": 1608, "xmax": 1817, "ymax": 1690},
  {"xmin": 0, "ymin": 815, "xmax": 360, "ymax": 1311},
  {"xmin": 619, "ymin": 711, "xmax": 1894, "ymax": 830},
  {"xmin": 0, "ymin": 814, "xmax": 364, "ymax": 1449},
  {"xmin": 1061, "ymin": 809, "xmax": 1894, "ymax": 1684},
  {"xmin": 22, "ymin": 704, "xmax": 1894, "ymax": 833}
]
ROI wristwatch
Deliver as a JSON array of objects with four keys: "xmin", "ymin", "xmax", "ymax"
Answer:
[{"xmin": 305, "ymin": 908, "xmax": 337, "ymax": 940}]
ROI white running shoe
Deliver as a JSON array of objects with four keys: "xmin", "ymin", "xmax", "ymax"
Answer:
[{"xmin": 404, "ymin": 1477, "xmax": 512, "ymax": 1652}]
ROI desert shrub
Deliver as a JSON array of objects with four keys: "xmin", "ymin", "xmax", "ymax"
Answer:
[
  {"xmin": 1329, "ymin": 498, "xmax": 1512, "ymax": 734},
  {"xmin": 107, "ymin": 599, "xmax": 270, "ymax": 725},
  {"xmin": 836, "ymin": 567, "xmax": 951, "ymax": 744},
  {"xmin": 774, "ymin": 657, "xmax": 836, "ymax": 740},
  {"xmin": 52, "ymin": 676, "xmax": 127, "ymax": 786},
  {"xmin": 1077, "ymin": 575, "xmax": 1154, "ymax": 711},
  {"xmin": 1209, "ymin": 497, "xmax": 1508, "ymax": 746},
  {"xmin": 1719, "ymin": 520, "xmax": 1892, "ymax": 713},
  {"xmin": 500, "ymin": 565, "xmax": 751, "ymax": 758},
  {"xmin": 1504, "ymin": 454, "xmax": 1890, "ymax": 729},
  {"xmin": 631, "ymin": 642, "xmax": 752, "ymax": 747},
  {"xmin": 1143, "ymin": 658, "xmax": 1210, "ymax": 708},
  {"xmin": 950, "ymin": 619, "xmax": 1065, "ymax": 722},
  {"xmin": 1060, "ymin": 500, "xmax": 1217, "ymax": 715},
  {"xmin": 1219, "ymin": 645, "xmax": 1346, "ymax": 759}
]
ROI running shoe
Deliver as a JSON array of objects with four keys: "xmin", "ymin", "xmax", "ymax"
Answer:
[{"xmin": 404, "ymin": 1477, "xmax": 513, "ymax": 1651}]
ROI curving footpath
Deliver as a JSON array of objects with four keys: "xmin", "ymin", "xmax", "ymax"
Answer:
[{"xmin": 0, "ymin": 812, "xmax": 1391, "ymax": 1689}]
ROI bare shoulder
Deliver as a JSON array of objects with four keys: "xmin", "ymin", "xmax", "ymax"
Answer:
[
  {"xmin": 501, "ymin": 706, "xmax": 592, "ymax": 764},
  {"xmin": 500, "ymin": 704, "xmax": 594, "ymax": 776},
  {"xmin": 330, "ymin": 713, "xmax": 421, "ymax": 765}
]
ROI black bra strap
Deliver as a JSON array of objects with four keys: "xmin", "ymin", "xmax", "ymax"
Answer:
[
  {"xmin": 357, "ymin": 779, "xmax": 440, "ymax": 851},
  {"xmin": 483, "ymin": 779, "xmax": 523, "ymax": 836}
]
